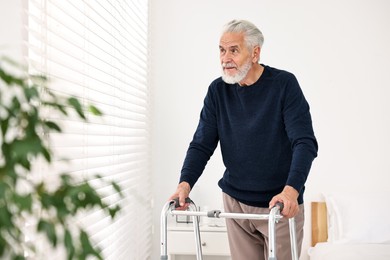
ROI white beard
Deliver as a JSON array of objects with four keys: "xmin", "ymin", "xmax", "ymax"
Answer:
[{"xmin": 221, "ymin": 58, "xmax": 252, "ymax": 84}]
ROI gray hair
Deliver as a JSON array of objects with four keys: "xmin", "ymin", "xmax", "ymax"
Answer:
[{"xmin": 222, "ymin": 20, "xmax": 264, "ymax": 50}]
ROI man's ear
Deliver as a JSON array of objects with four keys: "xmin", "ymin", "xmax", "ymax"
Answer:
[{"xmin": 252, "ymin": 45, "xmax": 261, "ymax": 63}]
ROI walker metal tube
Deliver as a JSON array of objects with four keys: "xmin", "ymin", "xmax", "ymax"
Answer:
[
  {"xmin": 268, "ymin": 206, "xmax": 280, "ymax": 260},
  {"xmin": 289, "ymin": 218, "xmax": 299, "ymax": 260},
  {"xmin": 171, "ymin": 210, "xmax": 282, "ymax": 221},
  {"xmin": 160, "ymin": 200, "xmax": 174, "ymax": 260},
  {"xmin": 160, "ymin": 199, "xmax": 203, "ymax": 260},
  {"xmin": 188, "ymin": 203, "xmax": 203, "ymax": 260}
]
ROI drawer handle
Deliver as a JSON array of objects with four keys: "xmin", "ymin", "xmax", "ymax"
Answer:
[{"xmin": 201, "ymin": 242, "xmax": 207, "ymax": 246}]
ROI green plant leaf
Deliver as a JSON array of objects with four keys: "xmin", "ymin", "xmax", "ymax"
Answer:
[
  {"xmin": 1, "ymin": 56, "xmax": 27, "ymax": 69},
  {"xmin": 19, "ymin": 157, "xmax": 31, "ymax": 171},
  {"xmin": 0, "ymin": 67, "xmax": 25, "ymax": 86},
  {"xmin": 80, "ymin": 230, "xmax": 102, "ymax": 260},
  {"xmin": 64, "ymin": 229, "xmax": 75, "ymax": 260},
  {"xmin": 0, "ymin": 235, "xmax": 6, "ymax": 256},
  {"xmin": 111, "ymin": 181, "xmax": 124, "ymax": 198},
  {"xmin": 13, "ymin": 193, "xmax": 33, "ymax": 212},
  {"xmin": 60, "ymin": 174, "xmax": 72, "ymax": 184},
  {"xmin": 40, "ymin": 191, "xmax": 52, "ymax": 210},
  {"xmin": 0, "ymin": 205, "xmax": 13, "ymax": 226},
  {"xmin": 30, "ymin": 74, "xmax": 47, "ymax": 83},
  {"xmin": 37, "ymin": 220, "xmax": 57, "ymax": 247},
  {"xmin": 36, "ymin": 182, "xmax": 46, "ymax": 196},
  {"xmin": 12, "ymin": 137, "xmax": 40, "ymax": 155},
  {"xmin": 41, "ymin": 146, "xmax": 52, "ymax": 162},
  {"xmin": 0, "ymin": 67, "xmax": 9, "ymax": 84},
  {"xmin": 88, "ymin": 105, "xmax": 102, "ymax": 116},
  {"xmin": 0, "ymin": 181, "xmax": 9, "ymax": 198},
  {"xmin": 67, "ymin": 183, "xmax": 103, "ymax": 210},
  {"xmin": 44, "ymin": 121, "xmax": 62, "ymax": 132},
  {"xmin": 0, "ymin": 118, "xmax": 9, "ymax": 136},
  {"xmin": 42, "ymin": 102, "xmax": 68, "ymax": 116},
  {"xmin": 23, "ymin": 87, "xmax": 39, "ymax": 101},
  {"xmin": 67, "ymin": 97, "xmax": 86, "ymax": 120},
  {"xmin": 11, "ymin": 97, "xmax": 21, "ymax": 111},
  {"xmin": 12, "ymin": 255, "xmax": 25, "ymax": 260},
  {"xmin": 108, "ymin": 205, "xmax": 121, "ymax": 218}
]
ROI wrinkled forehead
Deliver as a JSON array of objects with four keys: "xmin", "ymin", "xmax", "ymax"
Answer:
[{"xmin": 219, "ymin": 32, "xmax": 246, "ymax": 49}]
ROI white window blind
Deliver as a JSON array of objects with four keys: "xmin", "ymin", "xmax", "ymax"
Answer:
[{"xmin": 25, "ymin": 0, "xmax": 152, "ymax": 259}]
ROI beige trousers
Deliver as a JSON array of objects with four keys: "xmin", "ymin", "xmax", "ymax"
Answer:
[{"xmin": 223, "ymin": 193, "xmax": 304, "ymax": 260}]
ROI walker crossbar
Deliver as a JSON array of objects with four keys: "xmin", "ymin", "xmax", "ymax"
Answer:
[{"xmin": 171, "ymin": 210, "xmax": 283, "ymax": 221}]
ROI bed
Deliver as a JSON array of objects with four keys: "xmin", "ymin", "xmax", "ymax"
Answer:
[{"xmin": 308, "ymin": 191, "xmax": 390, "ymax": 260}]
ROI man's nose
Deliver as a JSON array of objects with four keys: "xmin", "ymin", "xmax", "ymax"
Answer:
[{"xmin": 221, "ymin": 53, "xmax": 232, "ymax": 63}]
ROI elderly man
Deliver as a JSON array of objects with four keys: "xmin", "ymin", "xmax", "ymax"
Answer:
[{"xmin": 169, "ymin": 19, "xmax": 318, "ymax": 260}]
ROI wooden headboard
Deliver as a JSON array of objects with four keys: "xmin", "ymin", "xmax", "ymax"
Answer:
[{"xmin": 311, "ymin": 202, "xmax": 328, "ymax": 246}]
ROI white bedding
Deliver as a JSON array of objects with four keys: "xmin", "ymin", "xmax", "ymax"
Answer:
[
  {"xmin": 309, "ymin": 191, "xmax": 390, "ymax": 260},
  {"xmin": 308, "ymin": 242, "xmax": 390, "ymax": 260}
]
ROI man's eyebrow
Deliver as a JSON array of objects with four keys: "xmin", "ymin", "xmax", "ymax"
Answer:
[{"xmin": 219, "ymin": 44, "xmax": 240, "ymax": 49}]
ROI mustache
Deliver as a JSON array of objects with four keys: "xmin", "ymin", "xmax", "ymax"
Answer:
[{"xmin": 222, "ymin": 62, "xmax": 237, "ymax": 69}]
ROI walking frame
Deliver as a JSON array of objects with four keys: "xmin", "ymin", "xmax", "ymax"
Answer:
[{"xmin": 161, "ymin": 198, "xmax": 299, "ymax": 260}]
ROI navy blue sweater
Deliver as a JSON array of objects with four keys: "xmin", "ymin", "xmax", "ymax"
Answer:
[{"xmin": 180, "ymin": 65, "xmax": 318, "ymax": 207}]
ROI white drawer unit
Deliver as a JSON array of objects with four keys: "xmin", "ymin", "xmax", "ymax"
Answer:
[{"xmin": 167, "ymin": 223, "xmax": 230, "ymax": 260}]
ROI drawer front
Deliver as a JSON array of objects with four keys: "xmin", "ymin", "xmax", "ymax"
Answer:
[
  {"xmin": 200, "ymin": 232, "xmax": 230, "ymax": 255},
  {"xmin": 167, "ymin": 231, "xmax": 230, "ymax": 256}
]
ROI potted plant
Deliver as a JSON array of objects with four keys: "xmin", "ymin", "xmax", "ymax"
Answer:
[{"xmin": 0, "ymin": 56, "xmax": 122, "ymax": 260}]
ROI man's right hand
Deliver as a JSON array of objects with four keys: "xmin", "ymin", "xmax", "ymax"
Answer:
[{"xmin": 168, "ymin": 181, "xmax": 191, "ymax": 210}]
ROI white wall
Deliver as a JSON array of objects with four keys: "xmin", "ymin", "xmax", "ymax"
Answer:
[
  {"xmin": 0, "ymin": 0, "xmax": 24, "ymax": 62},
  {"xmin": 150, "ymin": 0, "xmax": 390, "ymax": 259}
]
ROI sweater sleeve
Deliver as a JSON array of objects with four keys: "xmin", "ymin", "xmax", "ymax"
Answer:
[
  {"xmin": 179, "ymin": 85, "xmax": 219, "ymax": 188},
  {"xmin": 282, "ymin": 74, "xmax": 318, "ymax": 193}
]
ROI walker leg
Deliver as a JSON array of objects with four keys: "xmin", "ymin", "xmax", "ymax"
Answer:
[
  {"xmin": 268, "ymin": 206, "xmax": 280, "ymax": 260},
  {"xmin": 289, "ymin": 218, "xmax": 299, "ymax": 260},
  {"xmin": 188, "ymin": 203, "xmax": 203, "ymax": 260},
  {"xmin": 160, "ymin": 200, "xmax": 173, "ymax": 260},
  {"xmin": 160, "ymin": 199, "xmax": 203, "ymax": 260}
]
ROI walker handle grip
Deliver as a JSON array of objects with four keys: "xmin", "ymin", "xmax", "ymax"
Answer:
[
  {"xmin": 172, "ymin": 197, "xmax": 192, "ymax": 208},
  {"xmin": 274, "ymin": 202, "xmax": 284, "ymax": 212}
]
